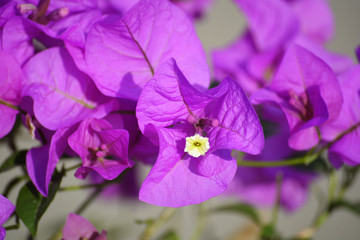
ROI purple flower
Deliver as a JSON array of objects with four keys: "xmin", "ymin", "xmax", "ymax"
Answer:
[
  {"xmin": 0, "ymin": 50, "xmax": 22, "ymax": 139},
  {"xmin": 289, "ymin": 0, "xmax": 334, "ymax": 44},
  {"xmin": 212, "ymin": 0, "xmax": 352, "ymax": 95},
  {"xmin": 321, "ymin": 65, "xmax": 360, "ymax": 167},
  {"xmin": 228, "ymin": 106, "xmax": 315, "ymax": 211},
  {"xmin": 136, "ymin": 59, "xmax": 264, "ymax": 206},
  {"xmin": 66, "ymin": 0, "xmax": 210, "ymax": 100},
  {"xmin": 62, "ymin": 213, "xmax": 107, "ymax": 240},
  {"xmin": 68, "ymin": 117, "xmax": 134, "ymax": 180},
  {"xmin": 234, "ymin": 0, "xmax": 299, "ymax": 51},
  {"xmin": 0, "ymin": 195, "xmax": 15, "ymax": 240},
  {"xmin": 251, "ymin": 44, "xmax": 343, "ymax": 150}
]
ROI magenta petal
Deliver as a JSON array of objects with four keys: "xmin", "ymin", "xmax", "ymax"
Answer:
[
  {"xmin": 288, "ymin": 127, "xmax": 319, "ymax": 150},
  {"xmin": 84, "ymin": 0, "xmax": 209, "ymax": 99},
  {"xmin": 137, "ymin": 58, "xmax": 212, "ymax": 132},
  {"xmin": 234, "ymin": 0, "xmax": 299, "ymax": 50},
  {"xmin": 139, "ymin": 127, "xmax": 237, "ymax": 207},
  {"xmin": 26, "ymin": 126, "xmax": 75, "ymax": 196},
  {"xmin": 62, "ymin": 213, "xmax": 98, "ymax": 240},
  {"xmin": 328, "ymin": 129, "xmax": 360, "ymax": 166},
  {"xmin": 23, "ymin": 47, "xmax": 112, "ymax": 130},
  {"xmin": 0, "ymin": 194, "xmax": 15, "ymax": 226},
  {"xmin": 206, "ymin": 77, "xmax": 264, "ymax": 154},
  {"xmin": 291, "ymin": 0, "xmax": 334, "ymax": 43},
  {"xmin": 321, "ymin": 66, "xmax": 360, "ymax": 141},
  {"xmin": 26, "ymin": 145, "xmax": 51, "ymax": 196}
]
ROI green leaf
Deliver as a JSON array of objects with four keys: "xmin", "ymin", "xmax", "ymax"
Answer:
[
  {"xmin": 260, "ymin": 224, "xmax": 281, "ymax": 240},
  {"xmin": 156, "ymin": 230, "xmax": 180, "ymax": 240},
  {"xmin": 0, "ymin": 150, "xmax": 27, "ymax": 173},
  {"xmin": 16, "ymin": 169, "xmax": 63, "ymax": 236},
  {"xmin": 212, "ymin": 203, "xmax": 261, "ymax": 224}
]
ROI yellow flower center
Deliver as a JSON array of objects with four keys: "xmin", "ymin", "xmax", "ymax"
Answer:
[{"xmin": 184, "ymin": 134, "xmax": 210, "ymax": 158}]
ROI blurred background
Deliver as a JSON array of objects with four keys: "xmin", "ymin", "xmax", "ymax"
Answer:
[{"xmin": 1, "ymin": 0, "xmax": 360, "ymax": 239}]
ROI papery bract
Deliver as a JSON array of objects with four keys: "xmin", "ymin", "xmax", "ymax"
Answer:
[
  {"xmin": 290, "ymin": 0, "xmax": 334, "ymax": 44},
  {"xmin": 62, "ymin": 213, "xmax": 107, "ymax": 240},
  {"xmin": 139, "ymin": 126, "xmax": 237, "ymax": 207},
  {"xmin": 321, "ymin": 65, "xmax": 360, "ymax": 166},
  {"xmin": 0, "ymin": 50, "xmax": 22, "ymax": 139},
  {"xmin": 234, "ymin": 0, "xmax": 299, "ymax": 50},
  {"xmin": 230, "ymin": 106, "xmax": 315, "ymax": 211},
  {"xmin": 22, "ymin": 47, "xmax": 115, "ymax": 130},
  {"xmin": 26, "ymin": 125, "xmax": 77, "ymax": 196},
  {"xmin": 251, "ymin": 44, "xmax": 342, "ymax": 150},
  {"xmin": 74, "ymin": 0, "xmax": 209, "ymax": 99},
  {"xmin": 137, "ymin": 59, "xmax": 264, "ymax": 154},
  {"xmin": 68, "ymin": 117, "xmax": 133, "ymax": 180},
  {"xmin": 137, "ymin": 59, "xmax": 264, "ymax": 206}
]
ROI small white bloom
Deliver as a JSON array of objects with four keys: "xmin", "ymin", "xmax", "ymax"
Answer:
[{"xmin": 184, "ymin": 134, "xmax": 210, "ymax": 158}]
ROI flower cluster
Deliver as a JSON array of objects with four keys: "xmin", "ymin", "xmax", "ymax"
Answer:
[{"xmin": 0, "ymin": 0, "xmax": 360, "ymax": 238}]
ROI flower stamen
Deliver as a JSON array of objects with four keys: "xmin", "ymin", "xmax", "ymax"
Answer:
[{"xmin": 184, "ymin": 134, "xmax": 210, "ymax": 158}]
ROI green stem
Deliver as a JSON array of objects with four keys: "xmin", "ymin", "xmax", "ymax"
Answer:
[
  {"xmin": 271, "ymin": 172, "xmax": 283, "ymax": 229},
  {"xmin": 63, "ymin": 163, "xmax": 82, "ymax": 172},
  {"xmin": 75, "ymin": 188, "xmax": 103, "ymax": 215},
  {"xmin": 2, "ymin": 175, "xmax": 28, "ymax": 197},
  {"xmin": 238, "ymin": 122, "xmax": 360, "ymax": 168},
  {"xmin": 190, "ymin": 203, "xmax": 208, "ymax": 240},
  {"xmin": 117, "ymin": 110, "xmax": 136, "ymax": 115},
  {"xmin": 0, "ymin": 99, "xmax": 19, "ymax": 111},
  {"xmin": 139, "ymin": 208, "xmax": 177, "ymax": 240},
  {"xmin": 59, "ymin": 181, "xmax": 111, "ymax": 191},
  {"xmin": 4, "ymin": 224, "xmax": 20, "ymax": 231}
]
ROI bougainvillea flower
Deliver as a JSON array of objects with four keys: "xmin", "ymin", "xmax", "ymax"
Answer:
[
  {"xmin": 321, "ymin": 66, "xmax": 360, "ymax": 167},
  {"xmin": 212, "ymin": 31, "xmax": 282, "ymax": 95},
  {"xmin": 22, "ymin": 47, "xmax": 116, "ymax": 130},
  {"xmin": 62, "ymin": 213, "xmax": 107, "ymax": 240},
  {"xmin": 251, "ymin": 44, "xmax": 343, "ymax": 150},
  {"xmin": 67, "ymin": 0, "xmax": 209, "ymax": 99},
  {"xmin": 68, "ymin": 118, "xmax": 133, "ymax": 180},
  {"xmin": 136, "ymin": 59, "xmax": 264, "ymax": 206},
  {"xmin": 229, "ymin": 106, "xmax": 315, "ymax": 211},
  {"xmin": 289, "ymin": 0, "xmax": 334, "ymax": 44},
  {"xmin": 0, "ymin": 50, "xmax": 22, "ymax": 139},
  {"xmin": 0, "ymin": 194, "xmax": 15, "ymax": 240},
  {"xmin": 234, "ymin": 0, "xmax": 299, "ymax": 51}
]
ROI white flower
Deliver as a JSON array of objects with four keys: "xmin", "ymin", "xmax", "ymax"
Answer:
[{"xmin": 184, "ymin": 134, "xmax": 210, "ymax": 157}]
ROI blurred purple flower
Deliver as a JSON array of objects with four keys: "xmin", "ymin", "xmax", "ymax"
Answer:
[
  {"xmin": 136, "ymin": 59, "xmax": 264, "ymax": 206},
  {"xmin": 0, "ymin": 195, "xmax": 15, "ymax": 240},
  {"xmin": 228, "ymin": 106, "xmax": 315, "ymax": 211},
  {"xmin": 321, "ymin": 65, "xmax": 360, "ymax": 167},
  {"xmin": 0, "ymin": 51, "xmax": 22, "ymax": 139},
  {"xmin": 212, "ymin": 0, "xmax": 352, "ymax": 95},
  {"xmin": 62, "ymin": 213, "xmax": 107, "ymax": 240},
  {"xmin": 251, "ymin": 44, "xmax": 343, "ymax": 150},
  {"xmin": 68, "ymin": 117, "xmax": 134, "ymax": 180}
]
